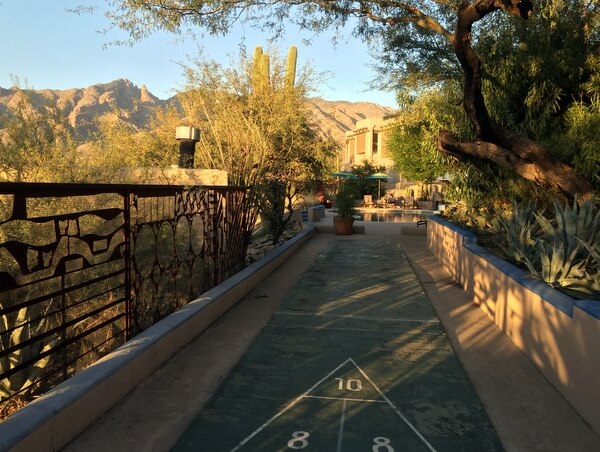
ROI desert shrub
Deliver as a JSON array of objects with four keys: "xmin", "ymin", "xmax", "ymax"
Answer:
[{"xmin": 494, "ymin": 199, "xmax": 599, "ymax": 299}]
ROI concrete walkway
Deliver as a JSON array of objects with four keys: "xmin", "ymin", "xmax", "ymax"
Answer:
[
  {"xmin": 65, "ymin": 223, "xmax": 600, "ymax": 451},
  {"xmin": 174, "ymin": 237, "xmax": 501, "ymax": 451}
]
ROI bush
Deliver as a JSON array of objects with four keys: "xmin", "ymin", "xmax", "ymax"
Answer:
[{"xmin": 495, "ymin": 199, "xmax": 600, "ymax": 299}]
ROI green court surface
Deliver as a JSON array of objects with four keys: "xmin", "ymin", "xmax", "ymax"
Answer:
[{"xmin": 174, "ymin": 240, "xmax": 503, "ymax": 451}]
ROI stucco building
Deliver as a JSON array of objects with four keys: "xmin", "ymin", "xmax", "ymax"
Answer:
[
  {"xmin": 342, "ymin": 117, "xmax": 395, "ymax": 170},
  {"xmin": 342, "ymin": 116, "xmax": 448, "ymax": 202}
]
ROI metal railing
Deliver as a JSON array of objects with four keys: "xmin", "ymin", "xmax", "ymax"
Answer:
[{"xmin": 0, "ymin": 182, "xmax": 248, "ymax": 418}]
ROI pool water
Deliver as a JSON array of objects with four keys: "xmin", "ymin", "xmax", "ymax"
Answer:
[{"xmin": 354, "ymin": 210, "xmax": 430, "ymax": 222}]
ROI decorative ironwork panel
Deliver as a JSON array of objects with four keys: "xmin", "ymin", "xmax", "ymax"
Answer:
[
  {"xmin": 0, "ymin": 186, "xmax": 128, "ymax": 418},
  {"xmin": 0, "ymin": 182, "xmax": 248, "ymax": 419}
]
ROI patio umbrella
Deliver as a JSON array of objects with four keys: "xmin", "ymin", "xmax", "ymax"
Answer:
[{"xmin": 366, "ymin": 172, "xmax": 390, "ymax": 199}]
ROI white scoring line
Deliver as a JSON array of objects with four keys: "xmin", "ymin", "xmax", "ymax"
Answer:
[
  {"xmin": 229, "ymin": 358, "xmax": 354, "ymax": 452},
  {"xmin": 229, "ymin": 357, "xmax": 437, "ymax": 452},
  {"xmin": 271, "ymin": 325, "xmax": 424, "ymax": 334},
  {"xmin": 350, "ymin": 358, "xmax": 437, "ymax": 452},
  {"xmin": 302, "ymin": 395, "xmax": 387, "ymax": 403},
  {"xmin": 277, "ymin": 311, "xmax": 439, "ymax": 323},
  {"xmin": 336, "ymin": 399, "xmax": 346, "ymax": 452}
]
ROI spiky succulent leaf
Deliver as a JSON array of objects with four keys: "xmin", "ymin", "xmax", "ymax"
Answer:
[
  {"xmin": 1, "ymin": 302, "xmax": 59, "ymax": 402},
  {"xmin": 497, "ymin": 200, "xmax": 539, "ymax": 266}
]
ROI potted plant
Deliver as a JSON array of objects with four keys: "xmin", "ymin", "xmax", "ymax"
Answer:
[{"xmin": 333, "ymin": 180, "xmax": 356, "ymax": 235}]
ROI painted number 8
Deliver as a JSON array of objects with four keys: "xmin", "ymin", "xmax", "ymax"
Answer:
[
  {"xmin": 287, "ymin": 431, "xmax": 310, "ymax": 449},
  {"xmin": 372, "ymin": 436, "xmax": 394, "ymax": 452}
]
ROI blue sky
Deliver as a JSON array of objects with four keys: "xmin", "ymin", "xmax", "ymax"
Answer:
[{"xmin": 0, "ymin": 1, "xmax": 397, "ymax": 107}]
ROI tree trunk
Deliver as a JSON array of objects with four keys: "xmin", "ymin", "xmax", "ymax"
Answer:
[
  {"xmin": 438, "ymin": 132, "xmax": 596, "ymax": 197},
  {"xmin": 438, "ymin": 0, "xmax": 596, "ymax": 199},
  {"xmin": 454, "ymin": 2, "xmax": 494, "ymax": 139}
]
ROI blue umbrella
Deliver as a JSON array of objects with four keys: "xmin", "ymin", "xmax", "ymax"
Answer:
[{"xmin": 366, "ymin": 172, "xmax": 390, "ymax": 199}]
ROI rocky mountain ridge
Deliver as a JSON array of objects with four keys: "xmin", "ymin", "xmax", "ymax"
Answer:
[{"xmin": 0, "ymin": 78, "xmax": 396, "ymax": 146}]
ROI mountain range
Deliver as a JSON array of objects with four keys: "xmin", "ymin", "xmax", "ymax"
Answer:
[{"xmin": 0, "ymin": 78, "xmax": 396, "ymax": 147}]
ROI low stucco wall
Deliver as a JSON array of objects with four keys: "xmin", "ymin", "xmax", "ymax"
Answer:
[
  {"xmin": 0, "ymin": 226, "xmax": 315, "ymax": 452},
  {"xmin": 428, "ymin": 215, "xmax": 600, "ymax": 435},
  {"xmin": 118, "ymin": 167, "xmax": 228, "ymax": 185}
]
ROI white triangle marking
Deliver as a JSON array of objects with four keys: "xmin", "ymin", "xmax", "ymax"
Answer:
[
  {"xmin": 350, "ymin": 357, "xmax": 436, "ymax": 451},
  {"xmin": 230, "ymin": 357, "xmax": 436, "ymax": 452}
]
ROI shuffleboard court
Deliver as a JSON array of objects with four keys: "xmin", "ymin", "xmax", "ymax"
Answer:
[{"xmin": 174, "ymin": 239, "xmax": 503, "ymax": 451}]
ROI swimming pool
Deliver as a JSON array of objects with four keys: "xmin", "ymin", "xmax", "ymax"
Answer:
[{"xmin": 354, "ymin": 209, "xmax": 431, "ymax": 222}]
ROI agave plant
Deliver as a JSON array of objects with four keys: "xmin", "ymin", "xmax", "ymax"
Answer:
[
  {"xmin": 496, "ymin": 200, "xmax": 540, "ymax": 273},
  {"xmin": 493, "ymin": 198, "xmax": 600, "ymax": 298},
  {"xmin": 535, "ymin": 198, "xmax": 600, "ymax": 258},
  {"xmin": 579, "ymin": 239, "xmax": 600, "ymax": 294},
  {"xmin": 536, "ymin": 240, "xmax": 589, "ymax": 289},
  {"xmin": 532, "ymin": 199, "xmax": 600, "ymax": 297},
  {"xmin": 0, "ymin": 302, "xmax": 58, "ymax": 410}
]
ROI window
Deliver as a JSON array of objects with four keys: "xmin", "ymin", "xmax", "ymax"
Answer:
[
  {"xmin": 372, "ymin": 132, "xmax": 379, "ymax": 154},
  {"xmin": 356, "ymin": 133, "xmax": 366, "ymax": 154}
]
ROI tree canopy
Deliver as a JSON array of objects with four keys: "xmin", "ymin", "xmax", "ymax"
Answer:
[
  {"xmin": 0, "ymin": 92, "xmax": 82, "ymax": 182},
  {"xmin": 175, "ymin": 46, "xmax": 337, "ymax": 242},
  {"xmin": 102, "ymin": 0, "xmax": 598, "ymax": 199},
  {"xmin": 388, "ymin": 0, "xmax": 600, "ymax": 207},
  {"xmin": 387, "ymin": 83, "xmax": 465, "ymax": 184}
]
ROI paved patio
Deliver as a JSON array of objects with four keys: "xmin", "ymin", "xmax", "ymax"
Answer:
[{"xmin": 65, "ymin": 223, "xmax": 600, "ymax": 451}]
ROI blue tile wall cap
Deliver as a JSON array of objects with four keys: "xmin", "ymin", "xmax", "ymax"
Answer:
[
  {"xmin": 435, "ymin": 216, "xmax": 575, "ymax": 317},
  {"xmin": 464, "ymin": 241, "xmax": 527, "ymax": 279},
  {"xmin": 523, "ymin": 279, "xmax": 574, "ymax": 317},
  {"xmin": 463, "ymin": 237, "xmax": 574, "ymax": 316},
  {"xmin": 429, "ymin": 215, "xmax": 477, "ymax": 242},
  {"xmin": 574, "ymin": 299, "xmax": 600, "ymax": 320}
]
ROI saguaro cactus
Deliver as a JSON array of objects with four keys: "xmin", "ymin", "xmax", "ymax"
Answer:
[
  {"xmin": 252, "ymin": 46, "xmax": 265, "ymax": 89},
  {"xmin": 260, "ymin": 53, "xmax": 271, "ymax": 87},
  {"xmin": 285, "ymin": 46, "xmax": 297, "ymax": 89},
  {"xmin": 253, "ymin": 46, "xmax": 263, "ymax": 69},
  {"xmin": 251, "ymin": 45, "xmax": 297, "ymax": 91}
]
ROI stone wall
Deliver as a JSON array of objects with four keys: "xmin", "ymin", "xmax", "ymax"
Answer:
[
  {"xmin": 427, "ymin": 215, "xmax": 600, "ymax": 435},
  {"xmin": 118, "ymin": 167, "xmax": 228, "ymax": 186}
]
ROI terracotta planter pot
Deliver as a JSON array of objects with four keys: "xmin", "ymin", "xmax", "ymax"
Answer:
[{"xmin": 334, "ymin": 216, "xmax": 354, "ymax": 235}]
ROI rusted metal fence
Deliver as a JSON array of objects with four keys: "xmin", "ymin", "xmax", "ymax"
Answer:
[{"xmin": 0, "ymin": 182, "xmax": 248, "ymax": 418}]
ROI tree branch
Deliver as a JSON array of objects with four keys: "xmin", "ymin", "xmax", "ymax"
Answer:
[{"xmin": 438, "ymin": 131, "xmax": 596, "ymax": 199}]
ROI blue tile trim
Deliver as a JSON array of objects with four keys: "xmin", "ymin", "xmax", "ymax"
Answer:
[
  {"xmin": 574, "ymin": 300, "xmax": 600, "ymax": 320},
  {"xmin": 429, "ymin": 215, "xmax": 477, "ymax": 244},
  {"xmin": 463, "ymin": 240, "xmax": 575, "ymax": 317}
]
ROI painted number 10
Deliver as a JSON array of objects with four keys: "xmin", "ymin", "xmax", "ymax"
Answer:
[{"xmin": 335, "ymin": 377, "xmax": 362, "ymax": 391}]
